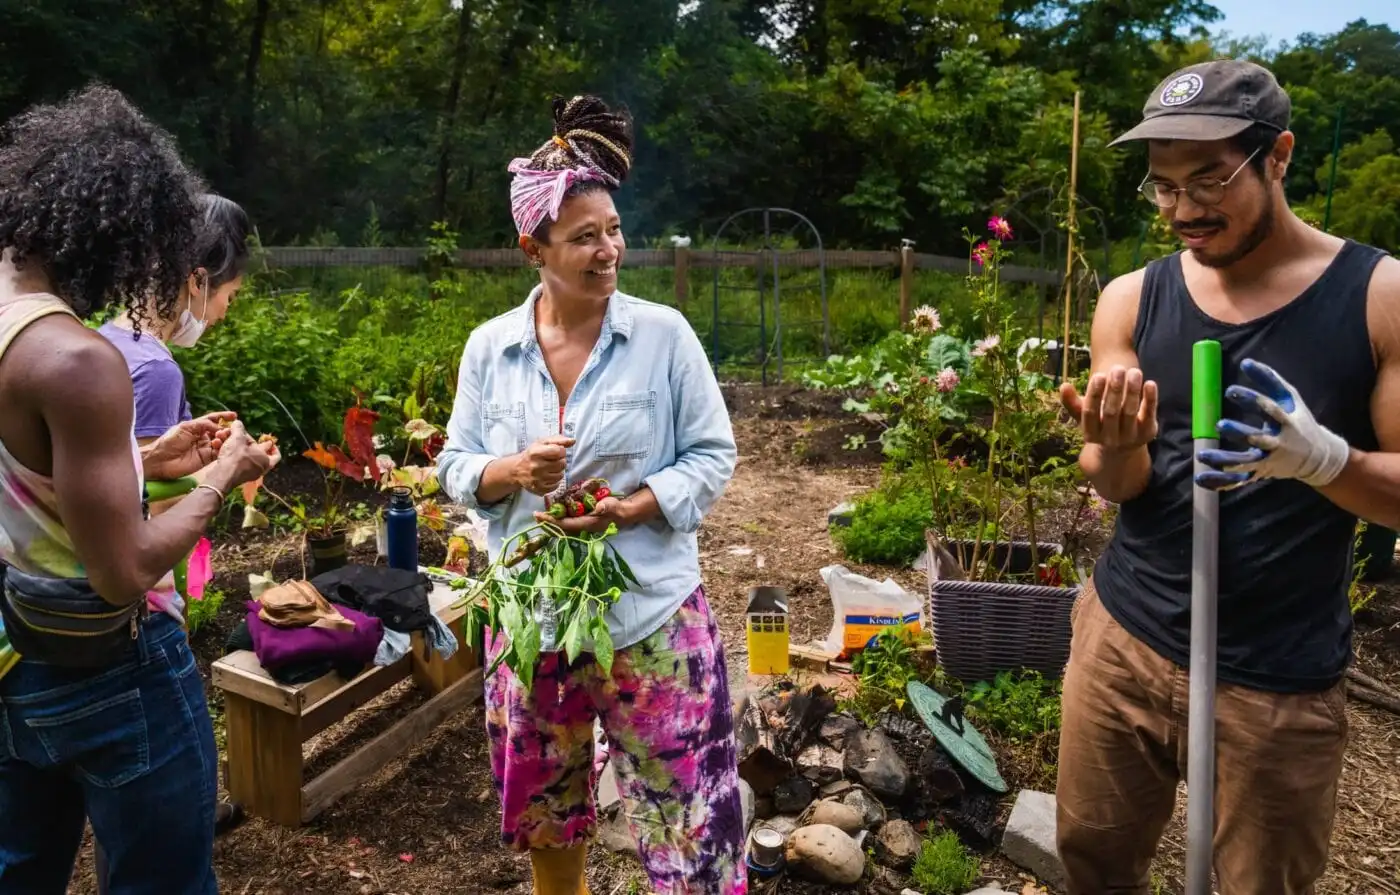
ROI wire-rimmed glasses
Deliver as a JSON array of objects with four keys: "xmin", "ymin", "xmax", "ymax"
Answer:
[{"xmin": 1137, "ymin": 147, "xmax": 1262, "ymax": 209}]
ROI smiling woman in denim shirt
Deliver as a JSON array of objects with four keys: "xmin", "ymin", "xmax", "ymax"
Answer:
[{"xmin": 437, "ymin": 96, "xmax": 744, "ymax": 895}]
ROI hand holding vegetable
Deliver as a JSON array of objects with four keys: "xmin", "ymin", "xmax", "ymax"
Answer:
[
  {"xmin": 512, "ymin": 436, "xmax": 574, "ymax": 496},
  {"xmin": 535, "ymin": 497, "xmax": 625, "ymax": 533},
  {"xmin": 535, "ymin": 477, "xmax": 627, "ymax": 533}
]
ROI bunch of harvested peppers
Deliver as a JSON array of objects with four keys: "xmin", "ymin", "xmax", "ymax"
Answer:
[
  {"xmin": 544, "ymin": 477, "xmax": 612, "ymax": 519},
  {"xmin": 456, "ymin": 485, "xmax": 638, "ymax": 691}
]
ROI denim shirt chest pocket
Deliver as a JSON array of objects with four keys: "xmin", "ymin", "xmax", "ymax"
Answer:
[
  {"xmin": 595, "ymin": 390, "xmax": 657, "ymax": 461},
  {"xmin": 482, "ymin": 401, "xmax": 527, "ymax": 457}
]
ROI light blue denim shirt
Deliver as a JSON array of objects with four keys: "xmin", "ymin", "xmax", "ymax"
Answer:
[{"xmin": 437, "ymin": 286, "xmax": 737, "ymax": 651}]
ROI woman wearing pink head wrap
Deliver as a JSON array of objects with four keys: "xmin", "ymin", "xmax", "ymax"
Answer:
[{"xmin": 437, "ymin": 96, "xmax": 744, "ymax": 895}]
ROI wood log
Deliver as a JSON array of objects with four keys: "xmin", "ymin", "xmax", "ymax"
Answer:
[
  {"xmin": 1346, "ymin": 682, "xmax": 1400, "ymax": 717},
  {"xmin": 1347, "ymin": 666, "xmax": 1400, "ymax": 699}
]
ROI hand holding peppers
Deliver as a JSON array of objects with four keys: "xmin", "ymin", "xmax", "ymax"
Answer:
[{"xmin": 535, "ymin": 477, "xmax": 625, "ymax": 534}]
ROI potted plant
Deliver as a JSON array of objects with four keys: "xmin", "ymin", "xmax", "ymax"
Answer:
[
  {"xmin": 897, "ymin": 217, "xmax": 1097, "ymax": 683},
  {"xmin": 244, "ymin": 395, "xmax": 382, "ymax": 576}
]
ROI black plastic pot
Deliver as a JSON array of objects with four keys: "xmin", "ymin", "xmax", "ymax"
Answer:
[
  {"xmin": 308, "ymin": 531, "xmax": 348, "ymax": 577},
  {"xmin": 942, "ymin": 538, "xmax": 1063, "ymax": 578},
  {"xmin": 1356, "ymin": 524, "xmax": 1397, "ymax": 583}
]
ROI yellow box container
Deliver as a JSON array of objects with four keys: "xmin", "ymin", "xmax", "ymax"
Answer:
[{"xmin": 745, "ymin": 586, "xmax": 789, "ymax": 675}]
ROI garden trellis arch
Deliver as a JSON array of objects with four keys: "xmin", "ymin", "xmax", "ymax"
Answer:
[{"xmin": 708, "ymin": 208, "xmax": 829, "ymax": 385}]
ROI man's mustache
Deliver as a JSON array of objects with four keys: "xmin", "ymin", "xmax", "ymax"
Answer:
[{"xmin": 1174, "ymin": 218, "xmax": 1226, "ymax": 232}]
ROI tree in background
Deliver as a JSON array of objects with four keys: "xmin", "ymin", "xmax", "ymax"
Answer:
[{"xmin": 1, "ymin": 1, "xmax": 1393, "ymax": 255}]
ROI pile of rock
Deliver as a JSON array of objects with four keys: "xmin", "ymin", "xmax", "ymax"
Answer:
[
  {"xmin": 595, "ymin": 686, "xmax": 1064, "ymax": 892},
  {"xmin": 744, "ymin": 716, "xmax": 943, "ymax": 885}
]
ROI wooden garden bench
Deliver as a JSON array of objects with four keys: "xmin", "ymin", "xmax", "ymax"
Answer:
[{"xmin": 211, "ymin": 577, "xmax": 483, "ymax": 827}]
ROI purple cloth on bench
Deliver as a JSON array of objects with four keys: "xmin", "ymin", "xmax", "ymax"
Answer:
[{"xmin": 243, "ymin": 600, "xmax": 383, "ymax": 671}]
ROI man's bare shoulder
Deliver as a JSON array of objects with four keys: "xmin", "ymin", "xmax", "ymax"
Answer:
[
  {"xmin": 1100, "ymin": 268, "xmax": 1147, "ymax": 311},
  {"xmin": 1091, "ymin": 268, "xmax": 1148, "ymax": 339},
  {"xmin": 1367, "ymin": 254, "xmax": 1400, "ymax": 363}
]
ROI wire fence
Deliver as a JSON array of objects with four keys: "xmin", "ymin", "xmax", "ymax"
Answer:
[{"xmin": 247, "ymin": 246, "xmax": 1076, "ymax": 378}]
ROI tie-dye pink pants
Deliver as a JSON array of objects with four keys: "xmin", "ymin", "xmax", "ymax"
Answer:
[{"xmin": 483, "ymin": 586, "xmax": 747, "ymax": 895}]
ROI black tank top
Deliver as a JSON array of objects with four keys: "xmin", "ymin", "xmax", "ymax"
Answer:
[{"xmin": 1094, "ymin": 240, "xmax": 1386, "ymax": 694}]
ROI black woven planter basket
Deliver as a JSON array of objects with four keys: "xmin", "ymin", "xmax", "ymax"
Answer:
[{"xmin": 925, "ymin": 533, "xmax": 1078, "ymax": 684}]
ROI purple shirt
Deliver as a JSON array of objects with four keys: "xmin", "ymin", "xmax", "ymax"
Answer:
[{"xmin": 98, "ymin": 321, "xmax": 193, "ymax": 437}]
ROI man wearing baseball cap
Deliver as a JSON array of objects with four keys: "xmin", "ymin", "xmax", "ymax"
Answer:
[{"xmin": 1055, "ymin": 59, "xmax": 1400, "ymax": 892}]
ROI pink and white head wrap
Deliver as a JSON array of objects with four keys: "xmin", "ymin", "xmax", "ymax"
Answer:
[{"xmin": 507, "ymin": 157, "xmax": 616, "ymax": 238}]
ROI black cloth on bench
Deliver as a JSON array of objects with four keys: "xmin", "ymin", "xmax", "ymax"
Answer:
[{"xmin": 309, "ymin": 566, "xmax": 435, "ymax": 634}]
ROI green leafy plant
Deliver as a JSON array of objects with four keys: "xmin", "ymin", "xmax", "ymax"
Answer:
[
  {"xmin": 176, "ymin": 293, "xmax": 341, "ymax": 442},
  {"xmin": 186, "ymin": 587, "xmax": 226, "ymax": 636},
  {"xmin": 842, "ymin": 624, "xmax": 933, "ymax": 725},
  {"xmin": 847, "ymin": 217, "xmax": 1090, "ymax": 583},
  {"xmin": 832, "ymin": 477, "xmax": 933, "ymax": 566},
  {"xmin": 424, "ymin": 221, "xmax": 460, "ymax": 298},
  {"xmin": 962, "ymin": 669, "xmax": 1063, "ymax": 742},
  {"xmin": 1349, "ymin": 521, "xmax": 1378, "ymax": 615},
  {"xmin": 459, "ymin": 522, "xmax": 638, "ymax": 691},
  {"xmin": 911, "ymin": 830, "xmax": 980, "ymax": 894}
]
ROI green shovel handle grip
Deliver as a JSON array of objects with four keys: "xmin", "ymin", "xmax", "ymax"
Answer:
[
  {"xmin": 144, "ymin": 477, "xmax": 201, "ymax": 604},
  {"xmin": 1192, "ymin": 340, "xmax": 1222, "ymax": 440}
]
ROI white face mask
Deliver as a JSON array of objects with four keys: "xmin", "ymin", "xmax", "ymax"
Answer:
[{"xmin": 168, "ymin": 277, "xmax": 209, "ymax": 348}]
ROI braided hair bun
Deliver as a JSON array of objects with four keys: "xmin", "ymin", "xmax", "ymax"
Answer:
[{"xmin": 525, "ymin": 94, "xmax": 633, "ymax": 185}]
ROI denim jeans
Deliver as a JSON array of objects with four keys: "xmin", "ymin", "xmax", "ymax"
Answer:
[{"xmin": 0, "ymin": 613, "xmax": 218, "ymax": 895}]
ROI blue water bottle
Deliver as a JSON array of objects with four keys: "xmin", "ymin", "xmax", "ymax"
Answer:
[{"xmin": 386, "ymin": 486, "xmax": 419, "ymax": 572}]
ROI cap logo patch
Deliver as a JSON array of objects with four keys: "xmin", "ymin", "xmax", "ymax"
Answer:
[{"xmin": 1161, "ymin": 73, "xmax": 1205, "ymax": 107}]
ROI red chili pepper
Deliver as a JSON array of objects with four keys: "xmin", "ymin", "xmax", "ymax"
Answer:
[
  {"xmin": 594, "ymin": 487, "xmax": 611, "ymax": 501},
  {"xmin": 566, "ymin": 498, "xmax": 584, "ymax": 517}
]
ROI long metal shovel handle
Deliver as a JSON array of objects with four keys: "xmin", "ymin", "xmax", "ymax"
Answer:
[{"xmin": 1188, "ymin": 340, "xmax": 1222, "ymax": 895}]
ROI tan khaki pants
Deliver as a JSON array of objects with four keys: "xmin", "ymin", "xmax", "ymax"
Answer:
[{"xmin": 1055, "ymin": 580, "xmax": 1347, "ymax": 895}]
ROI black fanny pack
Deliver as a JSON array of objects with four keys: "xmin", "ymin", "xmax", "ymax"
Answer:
[{"xmin": 0, "ymin": 563, "xmax": 148, "ymax": 668}]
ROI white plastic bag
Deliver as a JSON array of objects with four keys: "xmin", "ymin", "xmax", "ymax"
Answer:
[
  {"xmin": 820, "ymin": 564, "xmax": 924, "ymax": 659},
  {"xmin": 455, "ymin": 510, "xmax": 489, "ymax": 555}
]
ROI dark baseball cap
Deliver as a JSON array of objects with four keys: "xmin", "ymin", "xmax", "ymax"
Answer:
[{"xmin": 1110, "ymin": 60, "xmax": 1291, "ymax": 146}]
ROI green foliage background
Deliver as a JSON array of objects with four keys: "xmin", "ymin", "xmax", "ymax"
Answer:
[
  {"xmin": 22, "ymin": 2, "xmax": 1400, "ymax": 440},
  {"xmin": 3, "ymin": 2, "xmax": 1396, "ymax": 256}
]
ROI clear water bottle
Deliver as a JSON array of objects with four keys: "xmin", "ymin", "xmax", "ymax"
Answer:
[{"xmin": 386, "ymin": 486, "xmax": 419, "ymax": 572}]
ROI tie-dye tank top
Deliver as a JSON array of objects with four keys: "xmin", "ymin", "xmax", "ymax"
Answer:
[{"xmin": 0, "ymin": 293, "xmax": 177, "ymax": 677}]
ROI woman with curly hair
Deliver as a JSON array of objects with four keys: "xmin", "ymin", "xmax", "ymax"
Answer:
[
  {"xmin": 90, "ymin": 193, "xmax": 254, "ymax": 886},
  {"xmin": 438, "ymin": 96, "xmax": 744, "ymax": 895},
  {"xmin": 0, "ymin": 85, "xmax": 277, "ymax": 893}
]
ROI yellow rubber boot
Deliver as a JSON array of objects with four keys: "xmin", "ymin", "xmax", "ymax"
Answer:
[{"xmin": 529, "ymin": 845, "xmax": 591, "ymax": 895}]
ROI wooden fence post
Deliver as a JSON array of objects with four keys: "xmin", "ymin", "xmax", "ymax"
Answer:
[
  {"xmin": 674, "ymin": 246, "xmax": 689, "ymax": 311},
  {"xmin": 899, "ymin": 244, "xmax": 914, "ymax": 327}
]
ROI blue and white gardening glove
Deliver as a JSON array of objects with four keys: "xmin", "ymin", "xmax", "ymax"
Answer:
[{"xmin": 1195, "ymin": 359, "xmax": 1351, "ymax": 491}]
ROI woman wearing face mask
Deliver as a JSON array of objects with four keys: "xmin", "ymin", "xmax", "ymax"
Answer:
[
  {"xmin": 438, "ymin": 96, "xmax": 743, "ymax": 895},
  {"xmin": 98, "ymin": 193, "xmax": 248, "ymax": 449},
  {"xmin": 93, "ymin": 192, "xmax": 252, "ymax": 858}
]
